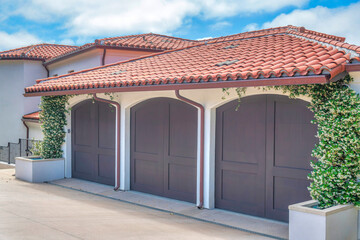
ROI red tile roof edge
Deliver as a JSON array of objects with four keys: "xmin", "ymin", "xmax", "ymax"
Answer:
[
  {"xmin": 0, "ymin": 43, "xmax": 79, "ymax": 61},
  {"xmin": 96, "ymin": 32, "xmax": 196, "ymax": 44},
  {"xmin": 27, "ymin": 65, "xmax": 343, "ymax": 94},
  {"xmin": 46, "ymin": 33, "xmax": 197, "ymax": 64},
  {"xmin": 288, "ymin": 30, "xmax": 360, "ymax": 54},
  {"xmin": 43, "ymin": 43, "xmax": 96, "ymax": 65},
  {"xmin": 22, "ymin": 111, "xmax": 40, "ymax": 121},
  {"xmin": 36, "ymin": 42, "xmax": 206, "ymax": 84}
]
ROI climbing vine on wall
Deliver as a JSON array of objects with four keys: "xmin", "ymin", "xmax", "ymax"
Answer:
[
  {"xmin": 229, "ymin": 74, "xmax": 360, "ymax": 208},
  {"xmin": 39, "ymin": 95, "xmax": 69, "ymax": 159}
]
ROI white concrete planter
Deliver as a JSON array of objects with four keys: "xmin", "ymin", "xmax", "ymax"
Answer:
[
  {"xmin": 289, "ymin": 200, "xmax": 358, "ymax": 240},
  {"xmin": 15, "ymin": 156, "xmax": 65, "ymax": 183}
]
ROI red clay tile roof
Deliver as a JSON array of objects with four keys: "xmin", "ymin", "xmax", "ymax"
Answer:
[
  {"xmin": 23, "ymin": 111, "xmax": 40, "ymax": 121},
  {"xmin": 96, "ymin": 33, "xmax": 198, "ymax": 50},
  {"xmin": 0, "ymin": 44, "xmax": 79, "ymax": 61},
  {"xmin": 44, "ymin": 33, "xmax": 198, "ymax": 65},
  {"xmin": 25, "ymin": 26, "xmax": 360, "ymax": 95}
]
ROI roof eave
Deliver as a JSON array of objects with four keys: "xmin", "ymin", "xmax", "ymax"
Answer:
[
  {"xmin": 345, "ymin": 63, "xmax": 360, "ymax": 72},
  {"xmin": 24, "ymin": 75, "xmax": 330, "ymax": 97},
  {"xmin": 0, "ymin": 57, "xmax": 45, "ymax": 62},
  {"xmin": 44, "ymin": 45, "xmax": 164, "ymax": 66},
  {"xmin": 22, "ymin": 118, "xmax": 40, "ymax": 123}
]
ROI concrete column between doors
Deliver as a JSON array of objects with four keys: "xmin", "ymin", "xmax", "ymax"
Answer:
[
  {"xmin": 120, "ymin": 105, "xmax": 130, "ymax": 190},
  {"xmin": 203, "ymin": 107, "xmax": 216, "ymax": 209}
]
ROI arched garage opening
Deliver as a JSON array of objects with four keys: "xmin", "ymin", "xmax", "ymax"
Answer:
[
  {"xmin": 71, "ymin": 100, "xmax": 116, "ymax": 186},
  {"xmin": 215, "ymin": 94, "xmax": 317, "ymax": 222},
  {"xmin": 130, "ymin": 98, "xmax": 197, "ymax": 203}
]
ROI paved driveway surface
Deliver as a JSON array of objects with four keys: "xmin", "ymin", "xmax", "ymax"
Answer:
[{"xmin": 0, "ymin": 168, "xmax": 271, "ymax": 240}]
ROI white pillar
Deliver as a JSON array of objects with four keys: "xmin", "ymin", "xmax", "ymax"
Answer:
[
  {"xmin": 63, "ymin": 111, "xmax": 72, "ymax": 178},
  {"xmin": 203, "ymin": 106, "xmax": 216, "ymax": 209},
  {"xmin": 120, "ymin": 105, "xmax": 131, "ymax": 190}
]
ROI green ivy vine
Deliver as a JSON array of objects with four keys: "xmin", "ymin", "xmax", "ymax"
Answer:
[
  {"xmin": 228, "ymin": 74, "xmax": 360, "ymax": 208},
  {"xmin": 39, "ymin": 95, "xmax": 69, "ymax": 159}
]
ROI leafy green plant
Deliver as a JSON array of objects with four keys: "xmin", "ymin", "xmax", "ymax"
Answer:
[
  {"xmin": 30, "ymin": 139, "xmax": 42, "ymax": 156},
  {"xmin": 38, "ymin": 95, "xmax": 69, "ymax": 159}
]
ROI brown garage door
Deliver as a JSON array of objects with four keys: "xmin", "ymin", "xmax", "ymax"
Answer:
[
  {"xmin": 131, "ymin": 98, "xmax": 197, "ymax": 203},
  {"xmin": 215, "ymin": 95, "xmax": 317, "ymax": 222},
  {"xmin": 72, "ymin": 100, "xmax": 116, "ymax": 186}
]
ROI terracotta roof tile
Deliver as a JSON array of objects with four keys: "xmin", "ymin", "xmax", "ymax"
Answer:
[
  {"xmin": 25, "ymin": 30, "xmax": 358, "ymax": 94},
  {"xmin": 0, "ymin": 44, "xmax": 78, "ymax": 61},
  {"xmin": 97, "ymin": 33, "xmax": 198, "ymax": 50},
  {"xmin": 23, "ymin": 111, "xmax": 40, "ymax": 120}
]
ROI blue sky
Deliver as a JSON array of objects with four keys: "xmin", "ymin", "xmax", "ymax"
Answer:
[{"xmin": 0, "ymin": 0, "xmax": 359, "ymax": 51}]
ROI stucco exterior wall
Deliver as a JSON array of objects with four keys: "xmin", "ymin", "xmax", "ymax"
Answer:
[
  {"xmin": 0, "ymin": 61, "xmax": 26, "ymax": 146},
  {"xmin": 104, "ymin": 49, "xmax": 154, "ymax": 65},
  {"xmin": 349, "ymin": 72, "xmax": 360, "ymax": 94},
  {"xmin": 47, "ymin": 49, "xmax": 103, "ymax": 77},
  {"xmin": 0, "ymin": 60, "xmax": 46, "ymax": 146},
  {"xmin": 23, "ymin": 61, "xmax": 47, "ymax": 114},
  {"xmin": 27, "ymin": 122, "xmax": 43, "ymax": 140}
]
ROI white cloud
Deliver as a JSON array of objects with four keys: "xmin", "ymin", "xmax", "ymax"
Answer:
[
  {"xmin": 8, "ymin": 0, "xmax": 309, "ymax": 39},
  {"xmin": 262, "ymin": 2, "xmax": 360, "ymax": 45},
  {"xmin": 243, "ymin": 23, "xmax": 259, "ymax": 32},
  {"xmin": 59, "ymin": 38, "xmax": 75, "ymax": 46},
  {"xmin": 196, "ymin": 36, "xmax": 213, "ymax": 41},
  {"xmin": 210, "ymin": 21, "xmax": 232, "ymax": 31},
  {"xmin": 0, "ymin": 31, "xmax": 42, "ymax": 51},
  {"xmin": 199, "ymin": 0, "xmax": 308, "ymax": 19}
]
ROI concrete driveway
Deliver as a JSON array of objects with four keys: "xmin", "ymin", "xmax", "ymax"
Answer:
[{"xmin": 0, "ymin": 167, "xmax": 272, "ymax": 240}]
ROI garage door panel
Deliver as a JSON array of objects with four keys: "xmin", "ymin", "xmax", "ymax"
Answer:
[
  {"xmin": 273, "ymin": 176, "xmax": 311, "ymax": 211},
  {"xmin": 74, "ymin": 103, "xmax": 93, "ymax": 147},
  {"xmin": 168, "ymin": 102, "xmax": 197, "ymax": 159},
  {"xmin": 218, "ymin": 161, "xmax": 259, "ymax": 174},
  {"xmin": 167, "ymin": 163, "xmax": 196, "ymax": 198},
  {"xmin": 271, "ymin": 167, "xmax": 310, "ymax": 179},
  {"xmin": 131, "ymin": 98, "xmax": 197, "ymax": 203},
  {"xmin": 98, "ymin": 154, "xmax": 115, "ymax": 179},
  {"xmin": 216, "ymin": 95, "xmax": 316, "ymax": 222},
  {"xmin": 98, "ymin": 104, "xmax": 115, "ymax": 150},
  {"xmin": 220, "ymin": 170, "xmax": 260, "ymax": 203},
  {"xmin": 133, "ymin": 152, "xmax": 161, "ymax": 162},
  {"xmin": 73, "ymin": 151, "xmax": 94, "ymax": 176},
  {"xmin": 133, "ymin": 104, "xmax": 164, "ymax": 155},
  {"xmin": 273, "ymin": 100, "xmax": 316, "ymax": 170},
  {"xmin": 221, "ymin": 100, "xmax": 266, "ymax": 164},
  {"xmin": 72, "ymin": 100, "xmax": 116, "ymax": 186},
  {"xmin": 134, "ymin": 158, "xmax": 162, "ymax": 185}
]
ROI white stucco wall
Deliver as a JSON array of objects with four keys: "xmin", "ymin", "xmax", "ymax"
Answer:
[
  {"xmin": 62, "ymin": 88, "xmax": 310, "ymax": 208},
  {"xmin": 349, "ymin": 72, "xmax": 360, "ymax": 93},
  {"xmin": 0, "ymin": 60, "xmax": 46, "ymax": 146},
  {"xmin": 47, "ymin": 48, "xmax": 156, "ymax": 77},
  {"xmin": 47, "ymin": 49, "xmax": 103, "ymax": 77},
  {"xmin": 0, "ymin": 61, "xmax": 25, "ymax": 145},
  {"xmin": 27, "ymin": 122, "xmax": 43, "ymax": 140},
  {"xmin": 104, "ymin": 49, "xmax": 154, "ymax": 65},
  {"xmin": 23, "ymin": 61, "xmax": 47, "ymax": 114}
]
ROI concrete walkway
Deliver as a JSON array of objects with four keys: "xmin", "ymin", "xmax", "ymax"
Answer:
[
  {"xmin": 0, "ymin": 168, "xmax": 282, "ymax": 240},
  {"xmin": 52, "ymin": 178, "xmax": 288, "ymax": 240}
]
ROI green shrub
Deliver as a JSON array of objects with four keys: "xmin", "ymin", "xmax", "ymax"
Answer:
[{"xmin": 39, "ymin": 95, "xmax": 69, "ymax": 159}]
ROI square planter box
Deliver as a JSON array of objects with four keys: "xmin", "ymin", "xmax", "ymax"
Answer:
[
  {"xmin": 15, "ymin": 156, "xmax": 65, "ymax": 183},
  {"xmin": 289, "ymin": 200, "xmax": 358, "ymax": 240}
]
